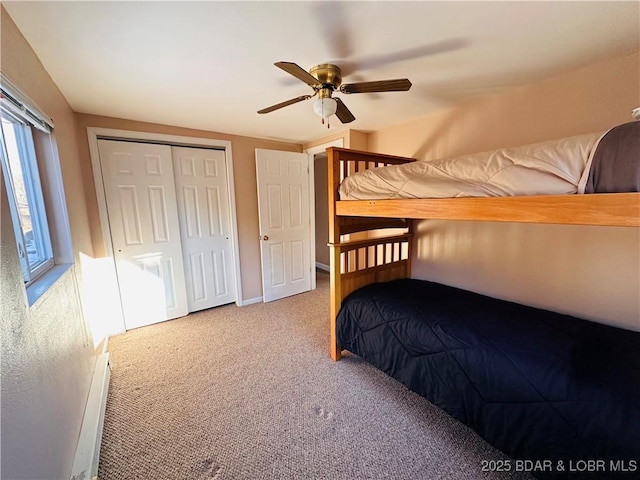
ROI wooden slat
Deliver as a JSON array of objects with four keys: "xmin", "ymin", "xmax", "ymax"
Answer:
[
  {"xmin": 336, "ymin": 193, "xmax": 640, "ymax": 227},
  {"xmin": 329, "ymin": 233, "xmax": 412, "ymax": 252}
]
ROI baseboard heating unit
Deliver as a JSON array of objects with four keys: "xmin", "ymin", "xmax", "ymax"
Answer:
[{"xmin": 70, "ymin": 352, "xmax": 111, "ymax": 480}]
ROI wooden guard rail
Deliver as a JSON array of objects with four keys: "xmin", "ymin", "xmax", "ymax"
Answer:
[
  {"xmin": 328, "ymin": 147, "xmax": 416, "ymax": 241},
  {"xmin": 329, "ymin": 234, "xmax": 412, "ymax": 360},
  {"xmin": 337, "ymin": 233, "xmax": 412, "ymax": 276}
]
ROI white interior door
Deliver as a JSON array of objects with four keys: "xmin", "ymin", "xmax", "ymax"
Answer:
[
  {"xmin": 98, "ymin": 139, "xmax": 188, "ymax": 329},
  {"xmin": 255, "ymin": 149, "xmax": 312, "ymax": 302},
  {"xmin": 172, "ymin": 146, "xmax": 236, "ymax": 311}
]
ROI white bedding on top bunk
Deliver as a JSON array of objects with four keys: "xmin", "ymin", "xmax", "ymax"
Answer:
[{"xmin": 339, "ymin": 131, "xmax": 607, "ymax": 200}]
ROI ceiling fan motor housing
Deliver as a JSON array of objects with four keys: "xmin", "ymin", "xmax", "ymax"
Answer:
[{"xmin": 310, "ymin": 64, "xmax": 342, "ymax": 95}]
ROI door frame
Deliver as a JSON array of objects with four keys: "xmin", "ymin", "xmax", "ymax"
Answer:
[
  {"xmin": 87, "ymin": 127, "xmax": 243, "ymax": 332},
  {"xmin": 304, "ymin": 138, "xmax": 344, "ymax": 286}
]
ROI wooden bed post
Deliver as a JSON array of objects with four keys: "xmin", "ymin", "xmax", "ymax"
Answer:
[
  {"xmin": 329, "ymin": 244, "xmax": 342, "ymax": 361},
  {"xmin": 328, "ymin": 147, "xmax": 342, "ymax": 360},
  {"xmin": 406, "ymin": 219, "xmax": 414, "ymax": 278}
]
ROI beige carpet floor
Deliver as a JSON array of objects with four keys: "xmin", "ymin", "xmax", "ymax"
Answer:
[{"xmin": 98, "ymin": 272, "xmax": 531, "ymax": 480}]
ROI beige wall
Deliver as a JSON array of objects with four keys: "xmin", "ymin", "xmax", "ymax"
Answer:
[
  {"xmin": 1, "ymin": 7, "xmax": 96, "ymax": 478},
  {"xmin": 74, "ymin": 114, "xmax": 302, "ymax": 304},
  {"xmin": 304, "ymin": 130, "xmax": 350, "ymax": 151},
  {"xmin": 303, "ymin": 128, "xmax": 370, "ymax": 151},
  {"xmin": 349, "ymin": 130, "xmax": 369, "ymax": 151},
  {"xmin": 369, "ymin": 52, "xmax": 640, "ymax": 331},
  {"xmin": 370, "ymin": 52, "xmax": 640, "ymax": 160}
]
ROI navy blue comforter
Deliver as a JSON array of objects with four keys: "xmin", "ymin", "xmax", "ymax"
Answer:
[{"xmin": 336, "ymin": 279, "xmax": 640, "ymax": 478}]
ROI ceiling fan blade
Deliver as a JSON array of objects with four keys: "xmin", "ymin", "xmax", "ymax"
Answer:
[
  {"xmin": 313, "ymin": 1, "xmax": 353, "ymax": 59},
  {"xmin": 275, "ymin": 62, "xmax": 321, "ymax": 87},
  {"xmin": 352, "ymin": 38, "xmax": 469, "ymax": 73},
  {"xmin": 257, "ymin": 95, "xmax": 311, "ymax": 114},
  {"xmin": 340, "ymin": 79, "xmax": 412, "ymax": 94},
  {"xmin": 334, "ymin": 97, "xmax": 355, "ymax": 124}
]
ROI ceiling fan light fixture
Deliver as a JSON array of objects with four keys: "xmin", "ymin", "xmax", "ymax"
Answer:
[{"xmin": 313, "ymin": 97, "xmax": 337, "ymax": 120}]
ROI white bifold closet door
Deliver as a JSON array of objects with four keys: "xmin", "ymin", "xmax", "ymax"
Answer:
[
  {"xmin": 99, "ymin": 140, "xmax": 188, "ymax": 329},
  {"xmin": 172, "ymin": 146, "xmax": 235, "ymax": 312},
  {"xmin": 99, "ymin": 140, "xmax": 235, "ymax": 330}
]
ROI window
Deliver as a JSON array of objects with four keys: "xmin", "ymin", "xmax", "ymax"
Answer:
[
  {"xmin": 1, "ymin": 118, "xmax": 53, "ymax": 282},
  {"xmin": 1, "ymin": 74, "xmax": 56, "ymax": 286}
]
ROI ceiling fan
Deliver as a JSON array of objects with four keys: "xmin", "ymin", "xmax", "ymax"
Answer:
[{"xmin": 257, "ymin": 61, "xmax": 412, "ymax": 127}]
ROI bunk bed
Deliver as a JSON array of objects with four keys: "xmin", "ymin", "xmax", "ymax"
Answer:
[{"xmin": 327, "ymin": 121, "xmax": 640, "ymax": 478}]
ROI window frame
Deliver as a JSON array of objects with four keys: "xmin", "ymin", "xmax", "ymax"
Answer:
[
  {"xmin": 1, "ymin": 117, "xmax": 54, "ymax": 284},
  {"xmin": 1, "ymin": 72, "xmax": 72, "ymax": 305}
]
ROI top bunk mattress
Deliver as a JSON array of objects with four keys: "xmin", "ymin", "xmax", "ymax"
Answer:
[{"xmin": 339, "ymin": 122, "xmax": 640, "ymax": 200}]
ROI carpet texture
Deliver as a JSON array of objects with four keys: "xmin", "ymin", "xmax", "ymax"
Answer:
[{"xmin": 98, "ymin": 273, "xmax": 531, "ymax": 480}]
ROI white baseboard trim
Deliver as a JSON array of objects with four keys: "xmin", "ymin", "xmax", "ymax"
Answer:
[
  {"xmin": 70, "ymin": 352, "xmax": 111, "ymax": 480},
  {"xmin": 316, "ymin": 262, "xmax": 330, "ymax": 272},
  {"xmin": 237, "ymin": 296, "xmax": 263, "ymax": 306}
]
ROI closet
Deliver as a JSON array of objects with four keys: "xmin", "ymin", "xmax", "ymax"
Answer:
[{"xmin": 98, "ymin": 139, "xmax": 235, "ymax": 329}]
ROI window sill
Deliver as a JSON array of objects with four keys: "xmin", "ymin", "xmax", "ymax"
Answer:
[{"xmin": 27, "ymin": 263, "xmax": 73, "ymax": 307}]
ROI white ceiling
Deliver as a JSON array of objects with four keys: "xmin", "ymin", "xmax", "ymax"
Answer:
[{"xmin": 4, "ymin": 1, "xmax": 639, "ymax": 144}]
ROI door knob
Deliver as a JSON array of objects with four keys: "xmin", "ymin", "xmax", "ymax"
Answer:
[{"xmin": 262, "ymin": 235, "xmax": 269, "ymax": 241}]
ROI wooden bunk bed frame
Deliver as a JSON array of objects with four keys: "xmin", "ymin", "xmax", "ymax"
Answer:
[{"xmin": 327, "ymin": 146, "xmax": 640, "ymax": 360}]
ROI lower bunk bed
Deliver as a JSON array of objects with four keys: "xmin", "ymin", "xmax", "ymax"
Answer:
[
  {"xmin": 336, "ymin": 278, "xmax": 640, "ymax": 479},
  {"xmin": 327, "ymin": 121, "xmax": 640, "ymax": 478}
]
